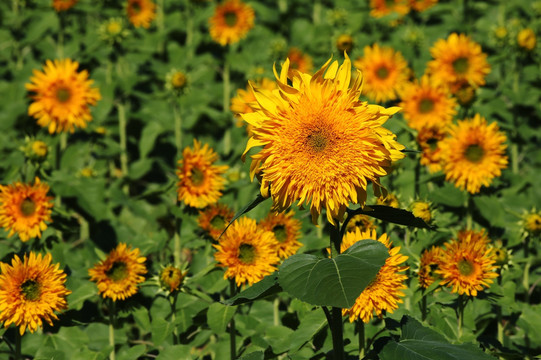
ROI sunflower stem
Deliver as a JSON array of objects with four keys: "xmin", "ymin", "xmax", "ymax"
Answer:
[
  {"xmin": 174, "ymin": 204, "xmax": 183, "ymax": 268},
  {"xmin": 273, "ymin": 297, "xmax": 280, "ymax": 326},
  {"xmin": 14, "ymin": 330, "xmax": 21, "ymax": 360},
  {"xmin": 421, "ymin": 291, "xmax": 427, "ymax": 322},
  {"xmin": 312, "ymin": 0, "xmax": 322, "ymax": 25},
  {"xmin": 329, "ymin": 222, "xmax": 344, "ymax": 360},
  {"xmin": 109, "ymin": 299, "xmax": 116, "ymax": 360},
  {"xmin": 229, "ymin": 280, "xmax": 237, "ymax": 360},
  {"xmin": 170, "ymin": 293, "xmax": 179, "ymax": 344},
  {"xmin": 57, "ymin": 13, "xmax": 65, "ymax": 59},
  {"xmin": 223, "ymin": 48, "xmax": 232, "ymax": 156},
  {"xmin": 156, "ymin": 0, "xmax": 165, "ymax": 56},
  {"xmin": 357, "ymin": 320, "xmax": 365, "ymax": 359},
  {"xmin": 465, "ymin": 194, "xmax": 472, "ymax": 230},
  {"xmin": 457, "ymin": 294, "xmax": 465, "ymax": 340},
  {"xmin": 185, "ymin": 0, "xmax": 194, "ymax": 59},
  {"xmin": 117, "ymin": 102, "xmax": 129, "ymax": 194},
  {"xmin": 173, "ymin": 99, "xmax": 183, "ymax": 158}
]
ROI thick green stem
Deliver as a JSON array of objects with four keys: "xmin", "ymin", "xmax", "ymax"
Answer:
[
  {"xmin": 117, "ymin": 103, "xmax": 129, "ymax": 194},
  {"xmin": 229, "ymin": 281, "xmax": 237, "ymax": 360},
  {"xmin": 421, "ymin": 292, "xmax": 427, "ymax": 322},
  {"xmin": 329, "ymin": 222, "xmax": 344, "ymax": 360},
  {"xmin": 273, "ymin": 297, "xmax": 280, "ymax": 326},
  {"xmin": 511, "ymin": 143, "xmax": 519, "ymax": 175},
  {"xmin": 465, "ymin": 194, "xmax": 472, "ymax": 230},
  {"xmin": 173, "ymin": 100, "xmax": 183, "ymax": 157},
  {"xmin": 156, "ymin": 0, "xmax": 165, "ymax": 55},
  {"xmin": 222, "ymin": 54, "xmax": 231, "ymax": 155},
  {"xmin": 457, "ymin": 295, "xmax": 465, "ymax": 339},
  {"xmin": 109, "ymin": 300, "xmax": 116, "ymax": 360},
  {"xmin": 357, "ymin": 320, "xmax": 365, "ymax": 359},
  {"xmin": 14, "ymin": 330, "xmax": 21, "ymax": 360},
  {"xmin": 185, "ymin": 0, "xmax": 194, "ymax": 59},
  {"xmin": 170, "ymin": 293, "xmax": 179, "ymax": 344}
]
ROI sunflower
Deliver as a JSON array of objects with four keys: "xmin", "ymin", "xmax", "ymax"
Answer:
[
  {"xmin": 439, "ymin": 114, "xmax": 508, "ymax": 194},
  {"xmin": 427, "ymin": 33, "xmax": 491, "ymax": 91},
  {"xmin": 88, "ymin": 243, "xmax": 147, "ymax": 301},
  {"xmin": 259, "ymin": 211, "xmax": 302, "ymax": 259},
  {"xmin": 286, "ymin": 48, "xmax": 314, "ymax": 74},
  {"xmin": 457, "ymin": 228, "xmax": 490, "ymax": 246},
  {"xmin": 52, "ymin": 0, "xmax": 78, "ymax": 11},
  {"xmin": 241, "ymin": 54, "xmax": 405, "ymax": 225},
  {"xmin": 523, "ymin": 210, "xmax": 541, "ymax": 237},
  {"xmin": 165, "ymin": 69, "xmax": 188, "ymax": 93},
  {"xmin": 437, "ymin": 233, "xmax": 498, "ymax": 296},
  {"xmin": 198, "ymin": 203, "xmax": 235, "ymax": 240},
  {"xmin": 336, "ymin": 34, "xmax": 354, "ymax": 53},
  {"xmin": 341, "ymin": 229, "xmax": 409, "ymax": 323},
  {"xmin": 416, "ymin": 125, "xmax": 446, "ymax": 173},
  {"xmin": 26, "ymin": 59, "xmax": 101, "ymax": 134},
  {"xmin": 410, "ymin": 200, "xmax": 433, "ymax": 223},
  {"xmin": 409, "ymin": 0, "xmax": 438, "ymax": 12},
  {"xmin": 418, "ymin": 246, "xmax": 443, "ymax": 289},
  {"xmin": 214, "ymin": 217, "xmax": 279, "ymax": 287},
  {"xmin": 99, "ymin": 17, "xmax": 130, "ymax": 44},
  {"xmin": 126, "ymin": 0, "xmax": 156, "ymax": 28},
  {"xmin": 0, "ymin": 177, "xmax": 54, "ymax": 242},
  {"xmin": 369, "ymin": 0, "xmax": 410, "ymax": 18},
  {"xmin": 517, "ymin": 28, "xmax": 536, "ymax": 51},
  {"xmin": 209, "ymin": 0, "xmax": 255, "ymax": 46},
  {"xmin": 399, "ymin": 75, "xmax": 457, "ymax": 131},
  {"xmin": 354, "ymin": 44, "xmax": 410, "ymax": 103},
  {"xmin": 159, "ymin": 265, "xmax": 187, "ymax": 293},
  {"xmin": 231, "ymin": 78, "xmax": 277, "ymax": 127},
  {"xmin": 0, "ymin": 252, "xmax": 71, "ymax": 335},
  {"xmin": 345, "ymin": 214, "xmax": 377, "ymax": 233},
  {"xmin": 176, "ymin": 140, "xmax": 229, "ymax": 208},
  {"xmin": 377, "ymin": 193, "xmax": 399, "ymax": 208}
]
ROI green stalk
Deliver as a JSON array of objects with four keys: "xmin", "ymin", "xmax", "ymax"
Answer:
[
  {"xmin": 465, "ymin": 194, "xmax": 472, "ymax": 230},
  {"xmin": 109, "ymin": 300, "xmax": 116, "ymax": 360},
  {"xmin": 173, "ymin": 99, "xmax": 183, "ymax": 157},
  {"xmin": 185, "ymin": 0, "xmax": 194, "ymax": 60},
  {"xmin": 117, "ymin": 102, "xmax": 129, "ymax": 194},
  {"xmin": 157, "ymin": 0, "xmax": 165, "ymax": 56},
  {"xmin": 329, "ymin": 222, "xmax": 344, "ymax": 360},
  {"xmin": 222, "ymin": 50, "xmax": 232, "ymax": 155},
  {"xmin": 229, "ymin": 281, "xmax": 237, "ymax": 360},
  {"xmin": 174, "ymin": 204, "xmax": 183, "ymax": 268},
  {"xmin": 273, "ymin": 297, "xmax": 280, "ymax": 326},
  {"xmin": 312, "ymin": 0, "xmax": 321, "ymax": 25},
  {"xmin": 421, "ymin": 291, "xmax": 427, "ymax": 322},
  {"xmin": 357, "ymin": 320, "xmax": 365, "ymax": 359},
  {"xmin": 14, "ymin": 330, "xmax": 21, "ymax": 360},
  {"xmin": 170, "ymin": 293, "xmax": 179, "ymax": 344},
  {"xmin": 457, "ymin": 295, "xmax": 465, "ymax": 339}
]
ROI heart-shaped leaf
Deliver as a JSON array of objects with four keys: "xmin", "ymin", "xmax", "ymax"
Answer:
[{"xmin": 278, "ymin": 240, "xmax": 388, "ymax": 308}]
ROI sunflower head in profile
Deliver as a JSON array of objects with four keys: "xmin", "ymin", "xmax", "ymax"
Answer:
[
  {"xmin": 0, "ymin": 252, "xmax": 71, "ymax": 335},
  {"xmin": 259, "ymin": 211, "xmax": 302, "ymax": 259},
  {"xmin": 436, "ymin": 232, "xmax": 498, "ymax": 296},
  {"xmin": 517, "ymin": 28, "xmax": 536, "ymax": 51},
  {"xmin": 214, "ymin": 217, "xmax": 279, "ymax": 287},
  {"xmin": 209, "ymin": 0, "xmax": 255, "ymax": 46},
  {"xmin": 99, "ymin": 17, "xmax": 130, "ymax": 44},
  {"xmin": 399, "ymin": 75, "xmax": 457, "ymax": 131},
  {"xmin": 26, "ymin": 59, "xmax": 101, "ymax": 134},
  {"xmin": 416, "ymin": 125, "xmax": 446, "ymax": 173},
  {"xmin": 176, "ymin": 140, "xmax": 229, "ymax": 209},
  {"xmin": 336, "ymin": 34, "xmax": 354, "ymax": 53},
  {"xmin": 417, "ymin": 246, "xmax": 443, "ymax": 289},
  {"xmin": 410, "ymin": 200, "xmax": 433, "ymax": 224},
  {"xmin": 427, "ymin": 33, "xmax": 491, "ymax": 91},
  {"xmin": 354, "ymin": 44, "xmax": 410, "ymax": 103},
  {"xmin": 0, "ymin": 177, "xmax": 54, "ymax": 242},
  {"xmin": 126, "ymin": 0, "xmax": 157, "ymax": 28},
  {"xmin": 439, "ymin": 114, "xmax": 508, "ymax": 194},
  {"xmin": 159, "ymin": 265, "xmax": 187, "ymax": 293},
  {"xmin": 523, "ymin": 210, "xmax": 541, "ymax": 237},
  {"xmin": 198, "ymin": 203, "xmax": 235, "ymax": 240},
  {"xmin": 286, "ymin": 48, "xmax": 314, "ymax": 74},
  {"xmin": 341, "ymin": 228, "xmax": 409, "ymax": 323},
  {"xmin": 88, "ymin": 243, "xmax": 147, "ymax": 301},
  {"xmin": 52, "ymin": 0, "xmax": 78, "ymax": 11},
  {"xmin": 241, "ymin": 54, "xmax": 405, "ymax": 225}
]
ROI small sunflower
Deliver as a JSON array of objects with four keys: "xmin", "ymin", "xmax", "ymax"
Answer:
[
  {"xmin": 0, "ymin": 178, "xmax": 54, "ymax": 242},
  {"xmin": 341, "ymin": 229, "xmax": 409, "ymax": 323},
  {"xmin": 409, "ymin": 0, "xmax": 438, "ymax": 12},
  {"xmin": 26, "ymin": 59, "xmax": 101, "ymax": 134},
  {"xmin": 209, "ymin": 0, "xmax": 255, "ymax": 46},
  {"xmin": 377, "ymin": 193, "xmax": 399, "ymax": 208},
  {"xmin": 418, "ymin": 246, "xmax": 443, "ymax": 289},
  {"xmin": 354, "ymin": 44, "xmax": 410, "ymax": 103},
  {"xmin": 176, "ymin": 140, "xmax": 229, "ymax": 208},
  {"xmin": 427, "ymin": 33, "xmax": 491, "ymax": 91},
  {"xmin": 214, "ymin": 217, "xmax": 279, "ymax": 287},
  {"xmin": 198, "ymin": 203, "xmax": 235, "ymax": 240},
  {"xmin": 165, "ymin": 69, "xmax": 188, "ymax": 93},
  {"xmin": 231, "ymin": 78, "xmax": 277, "ymax": 127},
  {"xmin": 286, "ymin": 48, "xmax": 314, "ymax": 74},
  {"xmin": 241, "ymin": 54, "xmax": 405, "ymax": 225},
  {"xmin": 259, "ymin": 211, "xmax": 302, "ymax": 259},
  {"xmin": 345, "ymin": 214, "xmax": 377, "ymax": 233},
  {"xmin": 437, "ymin": 233, "xmax": 498, "ymax": 296},
  {"xmin": 52, "ymin": 0, "xmax": 78, "ymax": 11},
  {"xmin": 517, "ymin": 28, "xmax": 537, "ymax": 51},
  {"xmin": 410, "ymin": 200, "xmax": 433, "ymax": 223},
  {"xmin": 99, "ymin": 17, "xmax": 130, "ymax": 44},
  {"xmin": 126, "ymin": 0, "xmax": 156, "ymax": 28},
  {"xmin": 336, "ymin": 34, "xmax": 354, "ymax": 53},
  {"xmin": 399, "ymin": 75, "xmax": 457, "ymax": 131},
  {"xmin": 159, "ymin": 265, "xmax": 187, "ymax": 293},
  {"xmin": 21, "ymin": 138, "xmax": 49, "ymax": 162},
  {"xmin": 439, "ymin": 114, "xmax": 508, "ymax": 194},
  {"xmin": 88, "ymin": 243, "xmax": 147, "ymax": 301},
  {"xmin": 369, "ymin": 0, "xmax": 410, "ymax": 18},
  {"xmin": 0, "ymin": 252, "xmax": 71, "ymax": 335},
  {"xmin": 416, "ymin": 125, "xmax": 446, "ymax": 173},
  {"xmin": 522, "ymin": 210, "xmax": 541, "ymax": 237}
]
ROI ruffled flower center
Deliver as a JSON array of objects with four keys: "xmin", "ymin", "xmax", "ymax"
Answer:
[
  {"xmin": 238, "ymin": 243, "xmax": 256, "ymax": 264},
  {"xmin": 418, "ymin": 98, "xmax": 434, "ymax": 114},
  {"xmin": 56, "ymin": 87, "xmax": 71, "ymax": 103},
  {"xmin": 106, "ymin": 261, "xmax": 128, "ymax": 282},
  {"xmin": 457, "ymin": 257, "xmax": 474, "ymax": 276},
  {"xmin": 210, "ymin": 215, "xmax": 226, "ymax": 229},
  {"xmin": 21, "ymin": 279, "xmax": 41, "ymax": 301},
  {"xmin": 272, "ymin": 225, "xmax": 287, "ymax": 243},
  {"xmin": 452, "ymin": 57, "xmax": 469, "ymax": 74},
  {"xmin": 464, "ymin": 144, "xmax": 484, "ymax": 163},
  {"xmin": 190, "ymin": 168, "xmax": 205, "ymax": 186},
  {"xmin": 20, "ymin": 198, "xmax": 37, "ymax": 217},
  {"xmin": 306, "ymin": 130, "xmax": 329, "ymax": 153},
  {"xmin": 225, "ymin": 11, "xmax": 238, "ymax": 27},
  {"xmin": 376, "ymin": 66, "xmax": 389, "ymax": 79}
]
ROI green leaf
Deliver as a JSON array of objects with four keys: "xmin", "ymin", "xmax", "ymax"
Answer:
[
  {"xmin": 139, "ymin": 122, "xmax": 163, "ymax": 159},
  {"xmin": 379, "ymin": 316, "xmax": 496, "ymax": 360},
  {"xmin": 239, "ymin": 351, "xmax": 264, "ymax": 360},
  {"xmin": 218, "ymin": 193, "xmax": 268, "ymax": 240},
  {"xmin": 472, "ymin": 196, "xmax": 506, "ymax": 227},
  {"xmin": 288, "ymin": 310, "xmax": 327, "ymax": 353},
  {"xmin": 428, "ymin": 183, "xmax": 467, "ymax": 207},
  {"xmin": 222, "ymin": 273, "xmax": 282, "ymax": 306},
  {"xmin": 117, "ymin": 345, "xmax": 147, "ymax": 360},
  {"xmin": 348, "ymin": 205, "xmax": 434, "ymax": 230},
  {"xmin": 207, "ymin": 302, "xmax": 237, "ymax": 333},
  {"xmin": 151, "ymin": 317, "xmax": 174, "ymax": 346},
  {"xmin": 155, "ymin": 345, "xmax": 194, "ymax": 360},
  {"xmin": 278, "ymin": 240, "xmax": 388, "ymax": 308}
]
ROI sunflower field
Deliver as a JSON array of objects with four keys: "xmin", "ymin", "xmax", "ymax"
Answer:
[{"xmin": 1, "ymin": 0, "xmax": 541, "ymax": 359}]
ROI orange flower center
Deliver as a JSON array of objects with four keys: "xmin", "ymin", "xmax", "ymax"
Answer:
[
  {"xmin": 457, "ymin": 257, "xmax": 474, "ymax": 276},
  {"xmin": 20, "ymin": 198, "xmax": 37, "ymax": 217},
  {"xmin": 418, "ymin": 98, "xmax": 434, "ymax": 114},
  {"xmin": 272, "ymin": 225, "xmax": 287, "ymax": 243},
  {"xmin": 56, "ymin": 87, "xmax": 71, "ymax": 103},
  {"xmin": 210, "ymin": 215, "xmax": 226, "ymax": 229},
  {"xmin": 21, "ymin": 279, "xmax": 41, "ymax": 301},
  {"xmin": 106, "ymin": 261, "xmax": 128, "ymax": 282},
  {"xmin": 306, "ymin": 130, "xmax": 328, "ymax": 153},
  {"xmin": 190, "ymin": 168, "xmax": 205, "ymax": 186},
  {"xmin": 452, "ymin": 57, "xmax": 469, "ymax": 74},
  {"xmin": 464, "ymin": 144, "xmax": 484, "ymax": 163},
  {"xmin": 376, "ymin": 66, "xmax": 389, "ymax": 79},
  {"xmin": 238, "ymin": 243, "xmax": 256, "ymax": 264},
  {"xmin": 224, "ymin": 11, "xmax": 238, "ymax": 27}
]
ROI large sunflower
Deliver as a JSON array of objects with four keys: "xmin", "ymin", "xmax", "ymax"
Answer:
[
  {"xmin": 437, "ymin": 232, "xmax": 498, "ymax": 296},
  {"xmin": 26, "ymin": 59, "xmax": 101, "ymax": 134},
  {"xmin": 418, "ymin": 246, "xmax": 443, "ymax": 289},
  {"xmin": 354, "ymin": 44, "xmax": 410, "ymax": 103},
  {"xmin": 427, "ymin": 33, "xmax": 491, "ymax": 91},
  {"xmin": 214, "ymin": 217, "xmax": 279, "ymax": 286},
  {"xmin": 341, "ymin": 229, "xmax": 409, "ymax": 323},
  {"xmin": 209, "ymin": 0, "xmax": 255, "ymax": 46},
  {"xmin": 176, "ymin": 140, "xmax": 229, "ymax": 208},
  {"xmin": 0, "ymin": 177, "xmax": 54, "ymax": 242},
  {"xmin": 416, "ymin": 125, "xmax": 446, "ymax": 173},
  {"xmin": 399, "ymin": 75, "xmax": 457, "ymax": 131},
  {"xmin": 198, "ymin": 203, "xmax": 235, "ymax": 240},
  {"xmin": 126, "ymin": 0, "xmax": 156, "ymax": 28},
  {"xmin": 241, "ymin": 54, "xmax": 405, "ymax": 225},
  {"xmin": 88, "ymin": 243, "xmax": 147, "ymax": 301},
  {"xmin": 259, "ymin": 211, "xmax": 302, "ymax": 259},
  {"xmin": 52, "ymin": 0, "xmax": 78, "ymax": 11},
  {"xmin": 0, "ymin": 252, "xmax": 71, "ymax": 335},
  {"xmin": 439, "ymin": 114, "xmax": 508, "ymax": 194}
]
